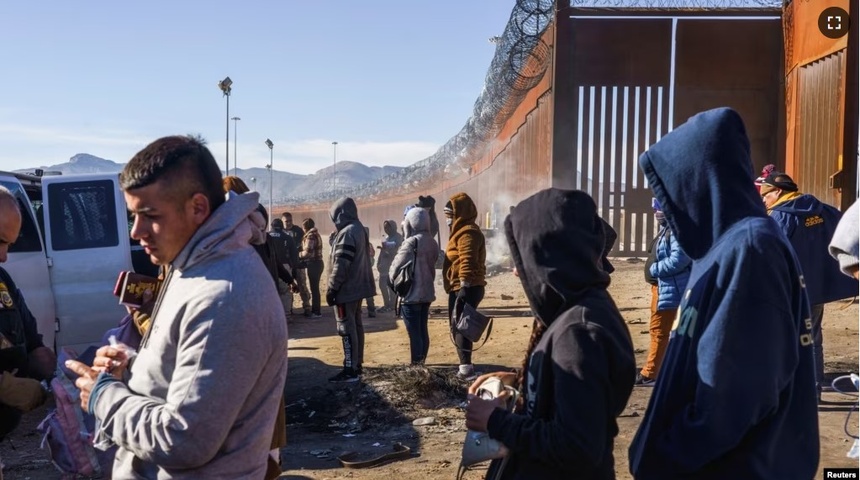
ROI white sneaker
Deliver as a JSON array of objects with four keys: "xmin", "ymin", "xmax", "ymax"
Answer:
[{"xmin": 457, "ymin": 364, "xmax": 477, "ymax": 381}]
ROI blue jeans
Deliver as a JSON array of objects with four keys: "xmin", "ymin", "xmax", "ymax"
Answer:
[{"xmin": 401, "ymin": 303, "xmax": 430, "ymax": 364}]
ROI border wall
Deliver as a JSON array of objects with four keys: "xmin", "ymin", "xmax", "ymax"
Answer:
[{"xmin": 279, "ymin": 24, "xmax": 555, "ymax": 249}]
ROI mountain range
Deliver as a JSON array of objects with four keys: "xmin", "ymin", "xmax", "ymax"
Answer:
[{"xmin": 16, "ymin": 153, "xmax": 403, "ymax": 203}]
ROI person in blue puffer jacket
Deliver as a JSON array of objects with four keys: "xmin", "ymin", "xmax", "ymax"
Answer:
[
  {"xmin": 650, "ymin": 205, "xmax": 692, "ymax": 312},
  {"xmin": 636, "ymin": 200, "xmax": 691, "ymax": 385}
]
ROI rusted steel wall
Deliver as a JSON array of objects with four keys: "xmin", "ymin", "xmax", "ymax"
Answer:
[
  {"xmin": 280, "ymin": 28, "xmax": 555, "ymax": 247},
  {"xmin": 552, "ymin": 12, "xmax": 783, "ymax": 256},
  {"xmin": 783, "ymin": 0, "xmax": 855, "ymax": 209}
]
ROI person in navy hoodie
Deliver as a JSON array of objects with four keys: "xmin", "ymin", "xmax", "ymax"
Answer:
[
  {"xmin": 628, "ymin": 108, "xmax": 819, "ymax": 479},
  {"xmin": 760, "ymin": 172, "xmax": 859, "ymax": 399}
]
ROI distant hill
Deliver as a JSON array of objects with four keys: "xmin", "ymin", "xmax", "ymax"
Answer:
[
  {"xmin": 15, "ymin": 154, "xmax": 404, "ymax": 203},
  {"xmin": 20, "ymin": 153, "xmax": 125, "ymax": 175}
]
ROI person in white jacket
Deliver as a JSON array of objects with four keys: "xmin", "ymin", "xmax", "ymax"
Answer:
[
  {"xmin": 67, "ymin": 135, "xmax": 288, "ymax": 480},
  {"xmin": 389, "ymin": 207, "xmax": 438, "ymax": 365}
]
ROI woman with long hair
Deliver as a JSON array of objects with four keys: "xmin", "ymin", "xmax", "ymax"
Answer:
[{"xmin": 464, "ymin": 189, "xmax": 635, "ymax": 479}]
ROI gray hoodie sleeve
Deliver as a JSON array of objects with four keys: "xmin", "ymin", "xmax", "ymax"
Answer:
[
  {"xmin": 328, "ymin": 227, "xmax": 357, "ymax": 292},
  {"xmin": 829, "ymin": 200, "xmax": 859, "ymax": 277},
  {"xmin": 388, "ymin": 237, "xmax": 414, "ymax": 289},
  {"xmin": 92, "ymin": 295, "xmax": 280, "ymax": 469}
]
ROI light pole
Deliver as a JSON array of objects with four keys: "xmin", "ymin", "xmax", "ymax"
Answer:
[
  {"xmin": 265, "ymin": 139, "xmax": 274, "ymax": 219},
  {"xmin": 332, "ymin": 141, "xmax": 338, "ymax": 196},
  {"xmin": 250, "ymin": 177, "xmax": 257, "ymax": 192},
  {"xmin": 217, "ymin": 76, "xmax": 233, "ymax": 174},
  {"xmin": 231, "ymin": 117, "xmax": 241, "ymax": 176}
]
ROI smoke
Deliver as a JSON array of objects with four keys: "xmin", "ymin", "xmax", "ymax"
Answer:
[{"xmin": 483, "ymin": 191, "xmax": 518, "ymax": 269}]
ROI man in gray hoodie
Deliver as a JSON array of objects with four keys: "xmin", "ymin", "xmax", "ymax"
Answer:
[
  {"xmin": 327, "ymin": 197, "xmax": 375, "ymax": 383},
  {"xmin": 66, "ymin": 135, "xmax": 288, "ymax": 480}
]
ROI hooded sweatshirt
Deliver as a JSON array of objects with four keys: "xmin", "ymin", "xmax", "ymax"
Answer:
[
  {"xmin": 92, "ymin": 192, "xmax": 288, "ymax": 480},
  {"xmin": 328, "ymin": 197, "xmax": 375, "ymax": 303},
  {"xmin": 377, "ymin": 220, "xmax": 403, "ymax": 270},
  {"xmin": 442, "ymin": 193, "xmax": 487, "ymax": 292},
  {"xmin": 417, "ymin": 195, "xmax": 441, "ymax": 240},
  {"xmin": 484, "ymin": 189, "xmax": 635, "ymax": 480},
  {"xmin": 829, "ymin": 199, "xmax": 859, "ymax": 276},
  {"xmin": 768, "ymin": 193, "xmax": 858, "ymax": 304},
  {"xmin": 628, "ymin": 108, "xmax": 819, "ymax": 479},
  {"xmin": 388, "ymin": 208, "xmax": 438, "ymax": 304}
]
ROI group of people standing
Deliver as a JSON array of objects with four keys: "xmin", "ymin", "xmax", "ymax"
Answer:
[
  {"xmin": 0, "ymin": 106, "xmax": 857, "ymax": 479},
  {"xmin": 323, "ymin": 190, "xmax": 491, "ymax": 381}
]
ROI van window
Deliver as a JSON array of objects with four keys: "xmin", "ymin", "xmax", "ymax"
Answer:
[
  {"xmin": 0, "ymin": 180, "xmax": 43, "ymax": 253},
  {"xmin": 48, "ymin": 180, "xmax": 119, "ymax": 251}
]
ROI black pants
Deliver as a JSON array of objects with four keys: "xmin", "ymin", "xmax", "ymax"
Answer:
[
  {"xmin": 335, "ymin": 300, "xmax": 365, "ymax": 369},
  {"xmin": 306, "ymin": 260, "xmax": 324, "ymax": 315},
  {"xmin": 378, "ymin": 264, "xmax": 396, "ymax": 309},
  {"xmin": 401, "ymin": 302, "xmax": 431, "ymax": 364},
  {"xmin": 448, "ymin": 285, "xmax": 485, "ymax": 365}
]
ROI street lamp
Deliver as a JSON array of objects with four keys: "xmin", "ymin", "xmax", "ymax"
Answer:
[
  {"xmin": 265, "ymin": 139, "xmax": 274, "ymax": 219},
  {"xmin": 231, "ymin": 117, "xmax": 241, "ymax": 176},
  {"xmin": 250, "ymin": 177, "xmax": 257, "ymax": 192},
  {"xmin": 217, "ymin": 76, "xmax": 233, "ymax": 174},
  {"xmin": 332, "ymin": 141, "xmax": 338, "ymax": 196}
]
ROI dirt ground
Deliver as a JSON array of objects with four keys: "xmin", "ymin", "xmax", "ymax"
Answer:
[{"xmin": 1, "ymin": 260, "xmax": 857, "ymax": 479}]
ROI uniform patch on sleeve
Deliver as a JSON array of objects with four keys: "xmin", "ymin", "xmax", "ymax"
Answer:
[{"xmin": 0, "ymin": 282, "xmax": 13, "ymax": 309}]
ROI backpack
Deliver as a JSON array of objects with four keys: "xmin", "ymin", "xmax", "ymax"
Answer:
[
  {"xmin": 389, "ymin": 239, "xmax": 417, "ymax": 297},
  {"xmin": 38, "ymin": 347, "xmax": 115, "ymax": 479}
]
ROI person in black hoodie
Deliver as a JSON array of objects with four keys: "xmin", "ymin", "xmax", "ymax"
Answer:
[
  {"xmin": 628, "ymin": 108, "xmax": 819, "ymax": 479},
  {"xmin": 464, "ymin": 188, "xmax": 635, "ymax": 480}
]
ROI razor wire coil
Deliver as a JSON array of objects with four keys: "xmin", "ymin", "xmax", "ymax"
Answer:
[{"xmin": 286, "ymin": 0, "xmax": 781, "ymax": 206}]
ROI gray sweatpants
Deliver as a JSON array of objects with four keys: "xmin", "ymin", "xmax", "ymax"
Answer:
[
  {"xmin": 292, "ymin": 268, "xmax": 311, "ymax": 312},
  {"xmin": 811, "ymin": 303, "xmax": 825, "ymax": 390},
  {"xmin": 335, "ymin": 300, "xmax": 365, "ymax": 369}
]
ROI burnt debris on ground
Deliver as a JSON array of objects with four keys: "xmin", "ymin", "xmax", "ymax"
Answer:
[{"xmin": 286, "ymin": 365, "xmax": 468, "ymax": 436}]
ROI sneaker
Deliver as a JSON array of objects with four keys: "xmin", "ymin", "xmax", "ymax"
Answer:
[
  {"xmin": 368, "ymin": 311, "xmax": 377, "ymax": 318},
  {"xmin": 634, "ymin": 372, "xmax": 655, "ymax": 386},
  {"xmin": 457, "ymin": 364, "xmax": 477, "ymax": 381},
  {"xmin": 328, "ymin": 368, "xmax": 360, "ymax": 383},
  {"xmin": 310, "ymin": 313, "xmax": 322, "ymax": 318}
]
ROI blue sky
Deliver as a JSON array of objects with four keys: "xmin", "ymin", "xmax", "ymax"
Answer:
[{"xmin": 0, "ymin": 1, "xmax": 513, "ymax": 175}]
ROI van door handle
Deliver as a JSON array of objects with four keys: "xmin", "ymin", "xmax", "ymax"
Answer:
[{"xmin": 46, "ymin": 257, "xmax": 53, "ymax": 267}]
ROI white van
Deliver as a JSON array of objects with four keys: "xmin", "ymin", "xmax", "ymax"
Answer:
[{"xmin": 0, "ymin": 171, "xmax": 158, "ymax": 353}]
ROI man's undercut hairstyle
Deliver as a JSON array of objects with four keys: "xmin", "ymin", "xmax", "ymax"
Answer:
[
  {"xmin": 283, "ymin": 212, "xmax": 293, "ymax": 221},
  {"xmin": 120, "ymin": 135, "xmax": 225, "ymax": 212},
  {"xmin": 302, "ymin": 218, "xmax": 315, "ymax": 230}
]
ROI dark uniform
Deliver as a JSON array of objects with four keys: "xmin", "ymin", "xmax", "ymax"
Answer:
[{"xmin": 0, "ymin": 267, "xmax": 47, "ymax": 439}]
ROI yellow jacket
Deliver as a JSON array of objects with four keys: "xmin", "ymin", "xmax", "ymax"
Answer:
[{"xmin": 443, "ymin": 193, "xmax": 487, "ymax": 293}]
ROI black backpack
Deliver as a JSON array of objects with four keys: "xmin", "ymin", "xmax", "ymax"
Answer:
[
  {"xmin": 389, "ymin": 239, "xmax": 417, "ymax": 297},
  {"xmin": 644, "ymin": 232, "xmax": 660, "ymax": 286}
]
